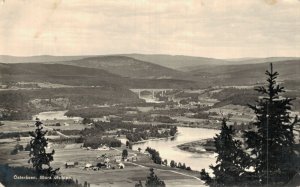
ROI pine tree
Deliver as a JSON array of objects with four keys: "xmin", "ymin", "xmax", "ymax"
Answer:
[
  {"xmin": 244, "ymin": 63, "xmax": 298, "ymax": 185},
  {"xmin": 122, "ymin": 149, "xmax": 128, "ymax": 160},
  {"xmin": 28, "ymin": 118, "xmax": 59, "ymax": 179},
  {"xmin": 200, "ymin": 118, "xmax": 248, "ymax": 186},
  {"xmin": 145, "ymin": 168, "xmax": 166, "ymax": 187}
]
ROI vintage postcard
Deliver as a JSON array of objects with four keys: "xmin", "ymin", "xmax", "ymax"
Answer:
[{"xmin": 0, "ymin": 1, "xmax": 299, "ymax": 186}]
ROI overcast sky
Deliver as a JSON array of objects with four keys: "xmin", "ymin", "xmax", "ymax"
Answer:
[{"xmin": 0, "ymin": 0, "xmax": 299, "ymax": 58}]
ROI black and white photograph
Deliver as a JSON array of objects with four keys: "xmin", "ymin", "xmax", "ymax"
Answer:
[{"xmin": 0, "ymin": 0, "xmax": 299, "ymax": 186}]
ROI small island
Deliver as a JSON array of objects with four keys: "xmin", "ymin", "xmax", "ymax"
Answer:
[{"xmin": 177, "ymin": 138, "xmax": 216, "ymax": 154}]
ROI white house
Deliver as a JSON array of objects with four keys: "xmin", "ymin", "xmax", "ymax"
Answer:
[{"xmin": 118, "ymin": 163, "xmax": 125, "ymax": 169}]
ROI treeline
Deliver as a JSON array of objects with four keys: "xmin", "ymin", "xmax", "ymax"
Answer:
[
  {"xmin": 146, "ymin": 147, "xmax": 162, "ymax": 164},
  {"xmin": 145, "ymin": 147, "xmax": 192, "ymax": 171},
  {"xmin": 83, "ymin": 136, "xmax": 121, "ymax": 149},
  {"xmin": 169, "ymin": 160, "xmax": 191, "ymax": 170},
  {"xmin": 66, "ymin": 108, "xmax": 178, "ymax": 125},
  {"xmin": 50, "ymin": 137, "xmax": 83, "ymax": 144},
  {"xmin": 65, "ymin": 106, "xmax": 128, "ymax": 118},
  {"xmin": 125, "ymin": 128, "xmax": 168, "ymax": 142},
  {"xmin": 125, "ymin": 125, "xmax": 177, "ymax": 142},
  {"xmin": 0, "ymin": 131, "xmax": 30, "ymax": 139},
  {"xmin": 153, "ymin": 115, "xmax": 177, "ymax": 123},
  {"xmin": 79, "ymin": 121, "xmax": 177, "ymax": 143},
  {"xmin": 81, "ymin": 121, "xmax": 175, "ymax": 135}
]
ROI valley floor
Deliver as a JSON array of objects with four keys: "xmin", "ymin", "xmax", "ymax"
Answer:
[{"xmin": 0, "ymin": 121, "xmax": 205, "ymax": 187}]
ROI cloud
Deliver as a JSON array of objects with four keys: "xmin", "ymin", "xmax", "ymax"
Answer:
[{"xmin": 0, "ymin": 0, "xmax": 299, "ymax": 58}]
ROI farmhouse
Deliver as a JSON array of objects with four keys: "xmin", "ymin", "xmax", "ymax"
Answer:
[
  {"xmin": 65, "ymin": 162, "xmax": 75, "ymax": 168},
  {"xmin": 85, "ymin": 163, "xmax": 93, "ymax": 169},
  {"xmin": 97, "ymin": 145, "xmax": 109, "ymax": 151},
  {"xmin": 118, "ymin": 163, "xmax": 125, "ymax": 169}
]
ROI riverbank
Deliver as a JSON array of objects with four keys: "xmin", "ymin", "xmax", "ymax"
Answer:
[
  {"xmin": 131, "ymin": 135, "xmax": 176, "ymax": 145},
  {"xmin": 132, "ymin": 127, "xmax": 219, "ymax": 171},
  {"xmin": 177, "ymin": 138, "xmax": 215, "ymax": 154},
  {"xmin": 173, "ymin": 121, "xmax": 223, "ymax": 130}
]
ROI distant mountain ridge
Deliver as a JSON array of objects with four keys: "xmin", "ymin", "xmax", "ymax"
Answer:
[
  {"xmin": 0, "ymin": 55, "xmax": 91, "ymax": 63},
  {"xmin": 122, "ymin": 54, "xmax": 229, "ymax": 70},
  {"xmin": 0, "ymin": 63, "xmax": 124, "ymax": 87},
  {"xmin": 1, "ymin": 54, "xmax": 299, "ymax": 87},
  {"xmin": 0, "ymin": 63, "xmax": 196, "ymax": 89},
  {"xmin": 190, "ymin": 59, "xmax": 300, "ymax": 86},
  {"xmin": 1, "ymin": 54, "xmax": 299, "ymax": 71},
  {"xmin": 51, "ymin": 56, "xmax": 187, "ymax": 79},
  {"xmin": 0, "ymin": 55, "xmax": 188, "ymax": 79},
  {"xmin": 183, "ymin": 57, "xmax": 300, "ymax": 72},
  {"xmin": 121, "ymin": 54, "xmax": 300, "ymax": 71}
]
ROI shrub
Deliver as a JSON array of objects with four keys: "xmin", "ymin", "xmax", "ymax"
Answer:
[
  {"xmin": 146, "ymin": 147, "xmax": 162, "ymax": 164},
  {"xmin": 10, "ymin": 144, "xmax": 24, "ymax": 155}
]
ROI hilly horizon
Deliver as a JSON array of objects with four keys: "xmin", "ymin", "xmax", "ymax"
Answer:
[
  {"xmin": 190, "ymin": 59, "xmax": 300, "ymax": 87},
  {"xmin": 50, "ymin": 56, "xmax": 188, "ymax": 80},
  {"xmin": 0, "ymin": 55, "xmax": 91, "ymax": 63},
  {"xmin": 182, "ymin": 57, "xmax": 300, "ymax": 72},
  {"xmin": 0, "ymin": 63, "xmax": 196, "ymax": 89},
  {"xmin": 120, "ymin": 54, "xmax": 300, "ymax": 71},
  {"xmin": 1, "ymin": 54, "xmax": 299, "ymax": 71},
  {"xmin": 1, "ymin": 54, "xmax": 299, "ymax": 89},
  {"xmin": 0, "ymin": 63, "xmax": 125, "ymax": 87}
]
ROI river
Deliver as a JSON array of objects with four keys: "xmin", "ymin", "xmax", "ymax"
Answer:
[
  {"xmin": 33, "ymin": 111, "xmax": 219, "ymax": 172},
  {"xmin": 132, "ymin": 127, "xmax": 219, "ymax": 172},
  {"xmin": 33, "ymin": 110, "xmax": 82, "ymax": 121}
]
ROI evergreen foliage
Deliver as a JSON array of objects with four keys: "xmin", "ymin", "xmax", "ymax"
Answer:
[
  {"xmin": 244, "ymin": 63, "xmax": 298, "ymax": 185},
  {"xmin": 145, "ymin": 168, "xmax": 166, "ymax": 187},
  {"xmin": 138, "ymin": 147, "xmax": 142, "ymax": 152},
  {"xmin": 201, "ymin": 63, "xmax": 299, "ymax": 186},
  {"xmin": 28, "ymin": 118, "xmax": 59, "ymax": 179},
  {"xmin": 200, "ymin": 118, "xmax": 248, "ymax": 186},
  {"xmin": 170, "ymin": 160, "xmax": 176, "ymax": 168},
  {"xmin": 146, "ymin": 147, "xmax": 162, "ymax": 164},
  {"xmin": 169, "ymin": 126, "xmax": 177, "ymax": 136},
  {"xmin": 122, "ymin": 149, "xmax": 128, "ymax": 160}
]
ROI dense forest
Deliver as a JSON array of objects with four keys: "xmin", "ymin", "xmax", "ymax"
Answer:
[{"xmin": 0, "ymin": 87, "xmax": 141, "ymax": 120}]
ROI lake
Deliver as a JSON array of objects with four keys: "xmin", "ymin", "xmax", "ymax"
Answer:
[{"xmin": 132, "ymin": 127, "xmax": 220, "ymax": 172}]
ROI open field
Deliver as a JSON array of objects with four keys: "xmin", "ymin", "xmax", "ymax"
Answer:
[
  {"xmin": 0, "ymin": 142, "xmax": 205, "ymax": 187},
  {"xmin": 0, "ymin": 119, "xmax": 83, "ymax": 131},
  {"xmin": 0, "ymin": 119, "xmax": 205, "ymax": 187}
]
